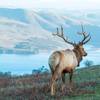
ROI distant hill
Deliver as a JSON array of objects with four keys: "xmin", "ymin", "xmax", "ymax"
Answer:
[{"xmin": 0, "ymin": 8, "xmax": 100, "ymax": 54}]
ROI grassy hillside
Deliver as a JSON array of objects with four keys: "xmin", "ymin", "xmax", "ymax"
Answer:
[{"xmin": 0, "ymin": 65, "xmax": 100, "ymax": 100}]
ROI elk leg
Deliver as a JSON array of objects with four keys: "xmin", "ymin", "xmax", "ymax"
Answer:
[
  {"xmin": 50, "ymin": 67, "xmax": 61, "ymax": 95},
  {"xmin": 51, "ymin": 78, "xmax": 55, "ymax": 96},
  {"xmin": 50, "ymin": 74, "xmax": 57, "ymax": 95},
  {"xmin": 61, "ymin": 72, "xmax": 65, "ymax": 91},
  {"xmin": 69, "ymin": 70, "xmax": 73, "ymax": 92}
]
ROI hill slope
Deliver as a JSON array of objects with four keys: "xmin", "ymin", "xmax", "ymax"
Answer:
[{"xmin": 0, "ymin": 65, "xmax": 100, "ymax": 100}]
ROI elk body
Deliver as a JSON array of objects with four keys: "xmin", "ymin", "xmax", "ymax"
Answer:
[{"xmin": 48, "ymin": 26, "xmax": 91, "ymax": 95}]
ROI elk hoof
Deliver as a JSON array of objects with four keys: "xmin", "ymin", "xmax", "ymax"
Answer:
[
  {"xmin": 61, "ymin": 84, "xmax": 65, "ymax": 92},
  {"xmin": 51, "ymin": 88, "xmax": 55, "ymax": 96},
  {"xmin": 69, "ymin": 87, "xmax": 73, "ymax": 93},
  {"xmin": 51, "ymin": 91, "xmax": 55, "ymax": 96}
]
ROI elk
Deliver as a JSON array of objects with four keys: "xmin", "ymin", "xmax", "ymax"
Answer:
[{"xmin": 48, "ymin": 25, "xmax": 91, "ymax": 95}]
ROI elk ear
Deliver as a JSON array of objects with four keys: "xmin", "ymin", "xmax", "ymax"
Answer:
[
  {"xmin": 73, "ymin": 44, "xmax": 77, "ymax": 48},
  {"xmin": 79, "ymin": 42, "xmax": 83, "ymax": 45}
]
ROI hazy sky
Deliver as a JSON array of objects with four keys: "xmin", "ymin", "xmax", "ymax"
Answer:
[{"xmin": 0, "ymin": 0, "xmax": 100, "ymax": 10}]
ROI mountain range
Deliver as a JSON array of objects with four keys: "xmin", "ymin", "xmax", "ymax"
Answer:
[{"xmin": 0, "ymin": 8, "xmax": 100, "ymax": 54}]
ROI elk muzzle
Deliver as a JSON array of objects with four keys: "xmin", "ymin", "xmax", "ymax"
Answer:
[{"xmin": 84, "ymin": 52, "xmax": 87, "ymax": 56}]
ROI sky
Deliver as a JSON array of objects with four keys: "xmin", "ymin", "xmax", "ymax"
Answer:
[
  {"xmin": 0, "ymin": 0, "xmax": 100, "ymax": 10},
  {"xmin": 0, "ymin": 0, "xmax": 100, "ymax": 74}
]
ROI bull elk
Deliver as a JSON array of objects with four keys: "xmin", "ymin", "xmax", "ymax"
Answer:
[{"xmin": 48, "ymin": 25, "xmax": 91, "ymax": 95}]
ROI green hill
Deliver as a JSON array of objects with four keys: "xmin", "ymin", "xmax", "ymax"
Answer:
[{"xmin": 0, "ymin": 65, "xmax": 100, "ymax": 100}]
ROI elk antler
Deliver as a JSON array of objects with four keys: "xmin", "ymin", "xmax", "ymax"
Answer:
[
  {"xmin": 78, "ymin": 24, "xmax": 91, "ymax": 45},
  {"xmin": 53, "ymin": 26, "xmax": 75, "ymax": 46}
]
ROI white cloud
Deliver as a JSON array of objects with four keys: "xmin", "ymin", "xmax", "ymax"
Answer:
[{"xmin": 0, "ymin": 0, "xmax": 100, "ymax": 10}]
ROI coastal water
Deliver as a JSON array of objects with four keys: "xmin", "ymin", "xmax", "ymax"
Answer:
[
  {"xmin": 0, "ymin": 52, "xmax": 100, "ymax": 75},
  {"xmin": 0, "ymin": 53, "xmax": 49, "ymax": 75}
]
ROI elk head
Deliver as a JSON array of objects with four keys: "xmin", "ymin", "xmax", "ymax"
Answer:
[{"xmin": 53, "ymin": 25, "xmax": 91, "ymax": 57}]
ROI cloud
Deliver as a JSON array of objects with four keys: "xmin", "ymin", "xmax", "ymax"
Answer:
[{"xmin": 0, "ymin": 0, "xmax": 100, "ymax": 10}]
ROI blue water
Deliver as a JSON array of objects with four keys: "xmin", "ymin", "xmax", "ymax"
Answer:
[
  {"xmin": 0, "ymin": 52, "xmax": 100, "ymax": 75},
  {"xmin": 0, "ymin": 53, "xmax": 49, "ymax": 75}
]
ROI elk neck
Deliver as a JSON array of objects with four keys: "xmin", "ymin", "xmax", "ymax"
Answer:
[{"xmin": 73, "ymin": 48, "xmax": 83, "ymax": 66}]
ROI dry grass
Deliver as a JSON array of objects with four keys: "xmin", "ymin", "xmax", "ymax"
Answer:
[{"xmin": 0, "ymin": 65, "xmax": 100, "ymax": 100}]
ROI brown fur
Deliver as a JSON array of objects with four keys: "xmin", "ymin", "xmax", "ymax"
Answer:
[
  {"xmin": 62, "ymin": 67, "xmax": 73, "ymax": 73},
  {"xmin": 49, "ymin": 26, "xmax": 90, "ymax": 95},
  {"xmin": 49, "ymin": 44, "xmax": 87, "ymax": 95},
  {"xmin": 73, "ymin": 45, "xmax": 83, "ymax": 66}
]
